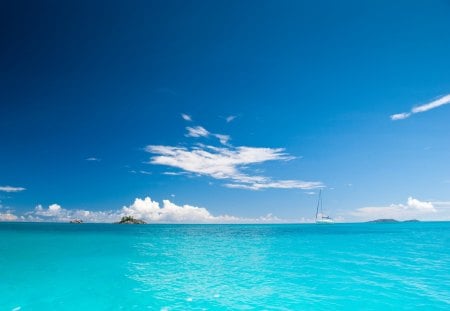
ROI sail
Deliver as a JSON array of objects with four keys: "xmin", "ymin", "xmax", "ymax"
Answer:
[{"xmin": 315, "ymin": 190, "xmax": 333, "ymax": 224}]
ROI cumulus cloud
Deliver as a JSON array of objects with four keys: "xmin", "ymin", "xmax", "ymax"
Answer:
[
  {"xmin": 30, "ymin": 203, "xmax": 120, "ymax": 223},
  {"xmin": 35, "ymin": 204, "xmax": 63, "ymax": 217},
  {"xmin": 349, "ymin": 197, "xmax": 444, "ymax": 221},
  {"xmin": 181, "ymin": 113, "xmax": 192, "ymax": 121},
  {"xmin": 122, "ymin": 197, "xmax": 236, "ymax": 223},
  {"xmin": 390, "ymin": 94, "xmax": 450, "ymax": 120},
  {"xmin": 121, "ymin": 197, "xmax": 291, "ymax": 224},
  {"xmin": 146, "ymin": 144, "xmax": 322, "ymax": 190},
  {"xmin": 0, "ymin": 186, "xmax": 26, "ymax": 192},
  {"xmin": 7, "ymin": 197, "xmax": 293, "ymax": 224},
  {"xmin": 0, "ymin": 212, "xmax": 18, "ymax": 221}
]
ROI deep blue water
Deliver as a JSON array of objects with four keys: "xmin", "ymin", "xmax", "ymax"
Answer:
[{"xmin": 1, "ymin": 222, "xmax": 450, "ymax": 310}]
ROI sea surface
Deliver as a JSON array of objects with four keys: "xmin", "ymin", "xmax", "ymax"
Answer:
[{"xmin": 1, "ymin": 222, "xmax": 450, "ymax": 310}]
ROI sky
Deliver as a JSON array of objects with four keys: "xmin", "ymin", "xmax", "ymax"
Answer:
[{"xmin": 1, "ymin": 0, "xmax": 450, "ymax": 223}]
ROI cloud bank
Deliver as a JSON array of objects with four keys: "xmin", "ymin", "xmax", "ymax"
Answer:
[
  {"xmin": 0, "ymin": 212, "xmax": 18, "ymax": 221},
  {"xmin": 350, "ymin": 197, "xmax": 450, "ymax": 221},
  {"xmin": 2, "ymin": 197, "xmax": 289, "ymax": 224},
  {"xmin": 390, "ymin": 94, "xmax": 450, "ymax": 120}
]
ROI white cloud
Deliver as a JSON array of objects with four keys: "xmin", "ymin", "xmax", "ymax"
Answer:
[
  {"xmin": 185, "ymin": 126, "xmax": 210, "ymax": 138},
  {"xmin": 163, "ymin": 171, "xmax": 189, "ymax": 176},
  {"xmin": 214, "ymin": 134, "xmax": 230, "ymax": 145},
  {"xmin": 185, "ymin": 125, "xmax": 231, "ymax": 145},
  {"xmin": 86, "ymin": 157, "xmax": 101, "ymax": 161},
  {"xmin": 226, "ymin": 115, "xmax": 237, "ymax": 123},
  {"xmin": 8, "ymin": 197, "xmax": 293, "ymax": 224},
  {"xmin": 225, "ymin": 180, "xmax": 322, "ymax": 190},
  {"xmin": 0, "ymin": 212, "xmax": 18, "ymax": 221},
  {"xmin": 349, "ymin": 197, "xmax": 445, "ymax": 221},
  {"xmin": 181, "ymin": 113, "xmax": 192, "ymax": 121},
  {"xmin": 35, "ymin": 204, "xmax": 63, "ymax": 217},
  {"xmin": 390, "ymin": 94, "xmax": 450, "ymax": 120},
  {"xmin": 30, "ymin": 203, "xmax": 120, "ymax": 223},
  {"xmin": 139, "ymin": 170, "xmax": 152, "ymax": 175},
  {"xmin": 122, "ymin": 197, "xmax": 236, "ymax": 223},
  {"xmin": 121, "ymin": 197, "xmax": 291, "ymax": 224},
  {"xmin": 406, "ymin": 197, "xmax": 434, "ymax": 211},
  {"xmin": 146, "ymin": 144, "xmax": 322, "ymax": 190},
  {"xmin": 0, "ymin": 186, "xmax": 26, "ymax": 192},
  {"xmin": 390, "ymin": 112, "xmax": 411, "ymax": 120}
]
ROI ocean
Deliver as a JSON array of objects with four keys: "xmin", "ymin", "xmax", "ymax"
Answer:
[{"xmin": 1, "ymin": 222, "xmax": 449, "ymax": 310}]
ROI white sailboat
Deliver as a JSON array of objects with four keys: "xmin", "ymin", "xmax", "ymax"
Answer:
[{"xmin": 315, "ymin": 190, "xmax": 334, "ymax": 224}]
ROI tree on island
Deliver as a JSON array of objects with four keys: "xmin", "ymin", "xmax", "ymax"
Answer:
[{"xmin": 117, "ymin": 216, "xmax": 146, "ymax": 224}]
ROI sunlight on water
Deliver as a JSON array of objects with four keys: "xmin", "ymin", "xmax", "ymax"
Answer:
[{"xmin": 1, "ymin": 222, "xmax": 450, "ymax": 310}]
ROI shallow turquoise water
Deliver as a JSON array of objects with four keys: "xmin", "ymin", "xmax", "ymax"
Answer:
[{"xmin": 1, "ymin": 222, "xmax": 450, "ymax": 310}]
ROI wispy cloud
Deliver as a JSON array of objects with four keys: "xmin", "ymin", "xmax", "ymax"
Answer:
[
  {"xmin": 185, "ymin": 126, "xmax": 230, "ymax": 145},
  {"xmin": 86, "ymin": 157, "xmax": 101, "ymax": 162},
  {"xmin": 214, "ymin": 134, "xmax": 231, "ymax": 145},
  {"xmin": 225, "ymin": 180, "xmax": 322, "ymax": 191},
  {"xmin": 181, "ymin": 113, "xmax": 192, "ymax": 121},
  {"xmin": 390, "ymin": 94, "xmax": 450, "ymax": 120},
  {"xmin": 226, "ymin": 115, "xmax": 237, "ymax": 123},
  {"xmin": 390, "ymin": 112, "xmax": 411, "ymax": 121},
  {"xmin": 0, "ymin": 186, "xmax": 26, "ymax": 193},
  {"xmin": 163, "ymin": 171, "xmax": 189, "ymax": 176},
  {"xmin": 185, "ymin": 126, "xmax": 209, "ymax": 137},
  {"xmin": 138, "ymin": 170, "xmax": 152, "ymax": 175},
  {"xmin": 146, "ymin": 145, "xmax": 322, "ymax": 190}
]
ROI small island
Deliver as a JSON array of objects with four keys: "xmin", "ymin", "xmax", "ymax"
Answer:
[
  {"xmin": 368, "ymin": 219, "xmax": 421, "ymax": 223},
  {"xmin": 368, "ymin": 219, "xmax": 398, "ymax": 223},
  {"xmin": 116, "ymin": 216, "xmax": 146, "ymax": 224},
  {"xmin": 69, "ymin": 219, "xmax": 83, "ymax": 224}
]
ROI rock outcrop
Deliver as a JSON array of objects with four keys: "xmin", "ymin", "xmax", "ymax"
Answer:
[{"xmin": 116, "ymin": 216, "xmax": 146, "ymax": 224}]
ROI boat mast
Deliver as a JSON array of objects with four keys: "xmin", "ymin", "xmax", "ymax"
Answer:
[
  {"xmin": 315, "ymin": 189, "xmax": 322, "ymax": 220},
  {"xmin": 320, "ymin": 189, "xmax": 323, "ymax": 219}
]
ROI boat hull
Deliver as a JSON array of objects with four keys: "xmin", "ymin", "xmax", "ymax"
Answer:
[{"xmin": 316, "ymin": 219, "xmax": 334, "ymax": 224}]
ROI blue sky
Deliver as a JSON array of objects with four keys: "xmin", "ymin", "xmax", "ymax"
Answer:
[{"xmin": 1, "ymin": 1, "xmax": 450, "ymax": 222}]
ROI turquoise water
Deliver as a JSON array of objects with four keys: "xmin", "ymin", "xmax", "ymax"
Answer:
[{"xmin": 1, "ymin": 222, "xmax": 450, "ymax": 310}]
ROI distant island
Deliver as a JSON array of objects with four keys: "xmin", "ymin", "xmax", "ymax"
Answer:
[
  {"xmin": 116, "ymin": 216, "xmax": 146, "ymax": 224},
  {"xmin": 69, "ymin": 219, "xmax": 83, "ymax": 224},
  {"xmin": 368, "ymin": 219, "xmax": 420, "ymax": 223}
]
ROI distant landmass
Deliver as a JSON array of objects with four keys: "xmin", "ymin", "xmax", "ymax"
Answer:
[
  {"xmin": 368, "ymin": 219, "xmax": 420, "ymax": 223},
  {"xmin": 69, "ymin": 219, "xmax": 83, "ymax": 224},
  {"xmin": 116, "ymin": 216, "xmax": 146, "ymax": 224}
]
